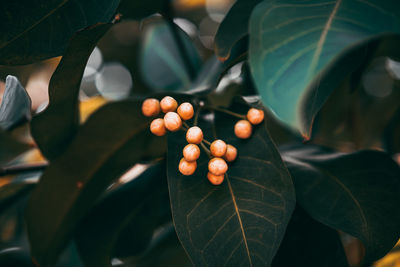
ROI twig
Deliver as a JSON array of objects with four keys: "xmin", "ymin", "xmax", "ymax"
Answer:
[{"xmin": 204, "ymin": 106, "xmax": 246, "ymax": 119}]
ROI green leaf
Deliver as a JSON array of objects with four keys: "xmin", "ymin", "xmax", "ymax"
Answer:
[
  {"xmin": 214, "ymin": 0, "xmax": 262, "ymax": 60},
  {"xmin": 75, "ymin": 162, "xmax": 171, "ymax": 267},
  {"xmin": 0, "ymin": 76, "xmax": 31, "ymax": 130},
  {"xmin": 117, "ymin": 0, "xmax": 165, "ymax": 20},
  {"xmin": 249, "ymin": 0, "xmax": 400, "ymax": 135},
  {"xmin": 384, "ymin": 106, "xmax": 400, "ymax": 154},
  {"xmin": 167, "ymin": 99, "xmax": 295, "ymax": 266},
  {"xmin": 25, "ymin": 99, "xmax": 166, "ymax": 266},
  {"xmin": 0, "ymin": 183, "xmax": 34, "ymax": 213},
  {"xmin": 0, "ymin": 130, "xmax": 30, "ymax": 166},
  {"xmin": 281, "ymin": 144, "xmax": 400, "ymax": 262},
  {"xmin": 0, "ymin": 0, "xmax": 119, "ymax": 65},
  {"xmin": 31, "ymin": 24, "xmax": 111, "ymax": 161},
  {"xmin": 272, "ymin": 206, "xmax": 348, "ymax": 267},
  {"xmin": 140, "ymin": 22, "xmax": 202, "ymax": 91}
]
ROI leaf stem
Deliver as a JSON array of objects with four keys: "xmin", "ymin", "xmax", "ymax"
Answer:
[{"xmin": 0, "ymin": 163, "xmax": 47, "ymax": 176}]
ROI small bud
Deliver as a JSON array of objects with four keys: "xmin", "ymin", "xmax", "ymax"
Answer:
[
  {"xmin": 224, "ymin": 144, "xmax": 237, "ymax": 162},
  {"xmin": 208, "ymin": 158, "xmax": 228, "ymax": 176},
  {"xmin": 247, "ymin": 108, "xmax": 264, "ymax": 125},
  {"xmin": 142, "ymin": 98, "xmax": 160, "ymax": 117},
  {"xmin": 207, "ymin": 172, "xmax": 224, "ymax": 185},
  {"xmin": 183, "ymin": 144, "xmax": 200, "ymax": 162},
  {"xmin": 150, "ymin": 118, "xmax": 166, "ymax": 136},
  {"xmin": 160, "ymin": 96, "xmax": 178, "ymax": 113},
  {"xmin": 179, "ymin": 158, "xmax": 197, "ymax": 176},
  {"xmin": 164, "ymin": 112, "xmax": 182, "ymax": 132},
  {"xmin": 186, "ymin": 126, "xmax": 203, "ymax": 144},
  {"xmin": 210, "ymin": 139, "xmax": 227, "ymax": 157},
  {"xmin": 177, "ymin": 102, "xmax": 194, "ymax": 120},
  {"xmin": 234, "ymin": 120, "xmax": 252, "ymax": 139}
]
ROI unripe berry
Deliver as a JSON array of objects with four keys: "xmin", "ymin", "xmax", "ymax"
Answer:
[
  {"xmin": 177, "ymin": 102, "xmax": 194, "ymax": 120},
  {"xmin": 179, "ymin": 158, "xmax": 197, "ymax": 176},
  {"xmin": 207, "ymin": 172, "xmax": 224, "ymax": 185},
  {"xmin": 164, "ymin": 112, "xmax": 182, "ymax": 132},
  {"xmin": 224, "ymin": 144, "xmax": 237, "ymax": 162},
  {"xmin": 208, "ymin": 158, "xmax": 228, "ymax": 176},
  {"xmin": 160, "ymin": 96, "xmax": 178, "ymax": 113},
  {"xmin": 234, "ymin": 120, "xmax": 252, "ymax": 139},
  {"xmin": 210, "ymin": 139, "xmax": 227, "ymax": 157},
  {"xmin": 186, "ymin": 126, "xmax": 203, "ymax": 144},
  {"xmin": 247, "ymin": 108, "xmax": 264, "ymax": 125},
  {"xmin": 150, "ymin": 118, "xmax": 166, "ymax": 136},
  {"xmin": 183, "ymin": 144, "xmax": 200, "ymax": 162},
  {"xmin": 142, "ymin": 98, "xmax": 160, "ymax": 117}
]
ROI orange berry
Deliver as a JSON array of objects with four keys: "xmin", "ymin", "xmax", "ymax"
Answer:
[
  {"xmin": 247, "ymin": 108, "xmax": 264, "ymax": 125},
  {"xmin": 234, "ymin": 120, "xmax": 252, "ymax": 139},
  {"xmin": 183, "ymin": 144, "xmax": 200, "ymax": 162},
  {"xmin": 179, "ymin": 158, "xmax": 197, "ymax": 176},
  {"xmin": 142, "ymin": 98, "xmax": 160, "ymax": 117},
  {"xmin": 207, "ymin": 172, "xmax": 224, "ymax": 185},
  {"xmin": 164, "ymin": 112, "xmax": 182, "ymax": 132},
  {"xmin": 186, "ymin": 126, "xmax": 203, "ymax": 144},
  {"xmin": 224, "ymin": 144, "xmax": 237, "ymax": 162},
  {"xmin": 150, "ymin": 118, "xmax": 166, "ymax": 136},
  {"xmin": 208, "ymin": 158, "xmax": 228, "ymax": 176},
  {"xmin": 177, "ymin": 102, "xmax": 194, "ymax": 120},
  {"xmin": 160, "ymin": 96, "xmax": 178, "ymax": 113},
  {"xmin": 210, "ymin": 139, "xmax": 227, "ymax": 157}
]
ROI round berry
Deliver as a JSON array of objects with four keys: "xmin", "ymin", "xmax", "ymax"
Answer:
[
  {"xmin": 164, "ymin": 112, "xmax": 182, "ymax": 132},
  {"xmin": 179, "ymin": 158, "xmax": 197, "ymax": 176},
  {"xmin": 210, "ymin": 139, "xmax": 227, "ymax": 157},
  {"xmin": 177, "ymin": 102, "xmax": 194, "ymax": 120},
  {"xmin": 247, "ymin": 108, "xmax": 264, "ymax": 125},
  {"xmin": 160, "ymin": 96, "xmax": 178, "ymax": 113},
  {"xmin": 186, "ymin": 126, "xmax": 203, "ymax": 144},
  {"xmin": 150, "ymin": 118, "xmax": 166, "ymax": 136},
  {"xmin": 224, "ymin": 144, "xmax": 237, "ymax": 162},
  {"xmin": 208, "ymin": 158, "xmax": 228, "ymax": 176},
  {"xmin": 183, "ymin": 144, "xmax": 200, "ymax": 162},
  {"xmin": 207, "ymin": 172, "xmax": 224, "ymax": 185},
  {"xmin": 234, "ymin": 120, "xmax": 252, "ymax": 139},
  {"xmin": 141, "ymin": 98, "xmax": 160, "ymax": 117}
]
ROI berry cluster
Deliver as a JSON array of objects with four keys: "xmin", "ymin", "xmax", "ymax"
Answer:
[{"xmin": 142, "ymin": 96, "xmax": 264, "ymax": 185}]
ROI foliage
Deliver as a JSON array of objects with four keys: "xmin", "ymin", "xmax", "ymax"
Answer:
[{"xmin": 0, "ymin": 0, "xmax": 399, "ymax": 267}]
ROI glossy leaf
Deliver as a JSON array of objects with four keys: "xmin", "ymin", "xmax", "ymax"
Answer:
[
  {"xmin": 0, "ymin": 0, "xmax": 119, "ymax": 65},
  {"xmin": 0, "ymin": 183, "xmax": 35, "ymax": 213},
  {"xmin": 214, "ymin": 0, "xmax": 262, "ymax": 60},
  {"xmin": 0, "ymin": 130, "xmax": 30, "ymax": 166},
  {"xmin": 25, "ymin": 99, "xmax": 166, "ymax": 265},
  {"xmin": 75, "ymin": 162, "xmax": 171, "ymax": 267},
  {"xmin": 168, "ymin": 99, "xmax": 295, "ymax": 266},
  {"xmin": 117, "ymin": 0, "xmax": 165, "ymax": 20},
  {"xmin": 281, "ymin": 144, "xmax": 400, "ymax": 262},
  {"xmin": 140, "ymin": 22, "xmax": 201, "ymax": 91},
  {"xmin": 272, "ymin": 206, "xmax": 348, "ymax": 267},
  {"xmin": 31, "ymin": 24, "xmax": 111, "ymax": 161},
  {"xmin": 249, "ymin": 0, "xmax": 400, "ymax": 135},
  {"xmin": 0, "ymin": 76, "xmax": 31, "ymax": 130}
]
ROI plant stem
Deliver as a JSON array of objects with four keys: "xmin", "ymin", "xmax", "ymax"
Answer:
[
  {"xmin": 0, "ymin": 163, "xmax": 47, "ymax": 176},
  {"xmin": 162, "ymin": 0, "xmax": 196, "ymax": 81},
  {"xmin": 204, "ymin": 106, "xmax": 246, "ymax": 119},
  {"xmin": 200, "ymin": 142, "xmax": 211, "ymax": 158}
]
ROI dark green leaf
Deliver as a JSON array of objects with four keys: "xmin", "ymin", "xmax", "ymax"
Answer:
[
  {"xmin": 25, "ymin": 99, "xmax": 166, "ymax": 265},
  {"xmin": 75, "ymin": 162, "xmax": 171, "ymax": 267},
  {"xmin": 214, "ymin": 0, "xmax": 262, "ymax": 60},
  {"xmin": 0, "ymin": 130, "xmax": 30, "ymax": 166},
  {"xmin": 0, "ymin": 183, "xmax": 34, "ymax": 214},
  {"xmin": 31, "ymin": 24, "xmax": 111, "ymax": 161},
  {"xmin": 168, "ymin": 99, "xmax": 295, "ymax": 266},
  {"xmin": 281, "ymin": 144, "xmax": 400, "ymax": 262},
  {"xmin": 140, "ymin": 22, "xmax": 201, "ymax": 91},
  {"xmin": 272, "ymin": 206, "xmax": 348, "ymax": 267},
  {"xmin": 117, "ymin": 0, "xmax": 165, "ymax": 20},
  {"xmin": 384, "ymin": 106, "xmax": 400, "ymax": 154},
  {"xmin": 0, "ymin": 76, "xmax": 31, "ymax": 130},
  {"xmin": 249, "ymin": 0, "xmax": 400, "ymax": 135},
  {"xmin": 0, "ymin": 0, "xmax": 119, "ymax": 65}
]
